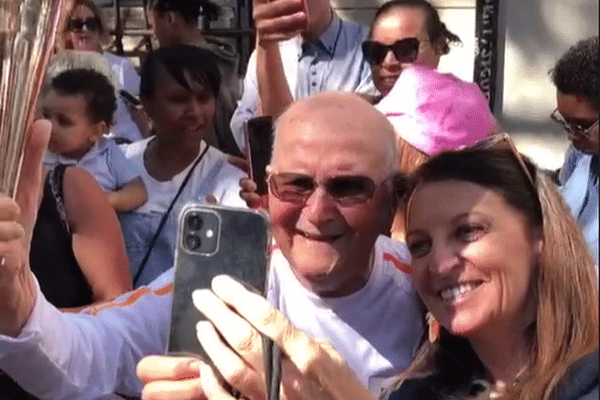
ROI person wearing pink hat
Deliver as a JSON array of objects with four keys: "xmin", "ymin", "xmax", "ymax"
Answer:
[
  {"xmin": 362, "ymin": 0, "xmax": 462, "ymax": 101},
  {"xmin": 375, "ymin": 64, "xmax": 497, "ymax": 239}
]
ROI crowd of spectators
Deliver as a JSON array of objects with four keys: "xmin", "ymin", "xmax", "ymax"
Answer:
[{"xmin": 0, "ymin": 0, "xmax": 597, "ymax": 399}]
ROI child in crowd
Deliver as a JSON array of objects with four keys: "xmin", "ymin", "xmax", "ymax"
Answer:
[{"xmin": 41, "ymin": 68, "xmax": 147, "ymax": 212}]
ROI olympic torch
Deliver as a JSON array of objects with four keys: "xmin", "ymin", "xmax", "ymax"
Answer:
[{"xmin": 0, "ymin": 0, "xmax": 64, "ymax": 198}]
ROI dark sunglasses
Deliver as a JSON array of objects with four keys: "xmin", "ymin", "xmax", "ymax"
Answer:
[
  {"xmin": 267, "ymin": 172, "xmax": 393, "ymax": 207},
  {"xmin": 67, "ymin": 17, "xmax": 100, "ymax": 32},
  {"xmin": 550, "ymin": 108, "xmax": 599, "ymax": 139},
  {"xmin": 361, "ymin": 38, "xmax": 420, "ymax": 65}
]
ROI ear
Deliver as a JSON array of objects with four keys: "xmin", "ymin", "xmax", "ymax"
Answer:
[
  {"xmin": 531, "ymin": 228, "xmax": 544, "ymax": 261},
  {"xmin": 91, "ymin": 120, "xmax": 108, "ymax": 143},
  {"xmin": 432, "ymin": 39, "xmax": 449, "ymax": 56}
]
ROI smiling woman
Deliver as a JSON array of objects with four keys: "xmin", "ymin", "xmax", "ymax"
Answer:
[{"xmin": 390, "ymin": 147, "xmax": 599, "ymax": 399}]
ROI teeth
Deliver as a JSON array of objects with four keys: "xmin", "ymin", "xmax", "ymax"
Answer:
[{"xmin": 440, "ymin": 283, "xmax": 478, "ymax": 301}]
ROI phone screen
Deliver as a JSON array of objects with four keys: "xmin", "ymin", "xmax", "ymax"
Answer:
[{"xmin": 245, "ymin": 116, "xmax": 274, "ymax": 195}]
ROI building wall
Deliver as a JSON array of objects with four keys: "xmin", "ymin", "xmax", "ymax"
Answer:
[{"xmin": 332, "ymin": 0, "xmax": 598, "ymax": 169}]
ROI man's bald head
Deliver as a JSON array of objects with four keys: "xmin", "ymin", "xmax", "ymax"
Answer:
[{"xmin": 272, "ymin": 92, "xmax": 398, "ymax": 177}]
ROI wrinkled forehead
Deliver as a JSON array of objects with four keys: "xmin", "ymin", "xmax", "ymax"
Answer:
[{"xmin": 272, "ymin": 113, "xmax": 389, "ymax": 175}]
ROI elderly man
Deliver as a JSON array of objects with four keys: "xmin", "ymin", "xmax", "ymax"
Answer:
[
  {"xmin": 551, "ymin": 36, "xmax": 599, "ymax": 261},
  {"xmin": 0, "ymin": 93, "xmax": 421, "ymax": 399},
  {"xmin": 229, "ymin": 0, "xmax": 376, "ymax": 151}
]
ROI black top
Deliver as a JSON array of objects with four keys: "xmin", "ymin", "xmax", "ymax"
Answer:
[
  {"xmin": 388, "ymin": 350, "xmax": 599, "ymax": 400},
  {"xmin": 29, "ymin": 165, "xmax": 93, "ymax": 308}
]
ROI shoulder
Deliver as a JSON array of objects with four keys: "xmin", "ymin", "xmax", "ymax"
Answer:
[
  {"xmin": 338, "ymin": 16, "xmax": 369, "ymax": 41},
  {"xmin": 553, "ymin": 351, "xmax": 599, "ymax": 400},
  {"xmin": 376, "ymin": 236, "xmax": 412, "ymax": 276},
  {"xmin": 205, "ymin": 146, "xmax": 247, "ymax": 179},
  {"xmin": 120, "ymin": 137, "xmax": 152, "ymax": 159}
]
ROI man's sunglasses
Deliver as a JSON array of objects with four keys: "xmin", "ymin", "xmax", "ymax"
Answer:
[
  {"xmin": 267, "ymin": 172, "xmax": 395, "ymax": 207},
  {"xmin": 361, "ymin": 38, "xmax": 420, "ymax": 65},
  {"xmin": 67, "ymin": 17, "xmax": 101, "ymax": 32},
  {"xmin": 550, "ymin": 108, "xmax": 599, "ymax": 138}
]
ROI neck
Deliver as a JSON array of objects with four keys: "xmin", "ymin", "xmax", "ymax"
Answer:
[
  {"xmin": 145, "ymin": 136, "xmax": 202, "ymax": 180},
  {"xmin": 469, "ymin": 326, "xmax": 532, "ymax": 387},
  {"xmin": 302, "ymin": 7, "xmax": 333, "ymax": 42},
  {"xmin": 296, "ymin": 250, "xmax": 374, "ymax": 298}
]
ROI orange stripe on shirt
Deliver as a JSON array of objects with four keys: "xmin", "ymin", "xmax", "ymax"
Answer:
[
  {"xmin": 83, "ymin": 283, "xmax": 174, "ymax": 316},
  {"xmin": 383, "ymin": 253, "xmax": 412, "ymax": 275}
]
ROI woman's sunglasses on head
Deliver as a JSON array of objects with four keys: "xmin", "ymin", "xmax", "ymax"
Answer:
[
  {"xmin": 362, "ymin": 37, "xmax": 420, "ymax": 66},
  {"xmin": 67, "ymin": 17, "xmax": 101, "ymax": 32},
  {"xmin": 551, "ymin": 108, "xmax": 599, "ymax": 138}
]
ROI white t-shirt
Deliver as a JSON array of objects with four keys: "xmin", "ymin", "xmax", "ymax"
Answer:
[{"xmin": 267, "ymin": 235, "xmax": 423, "ymax": 394}]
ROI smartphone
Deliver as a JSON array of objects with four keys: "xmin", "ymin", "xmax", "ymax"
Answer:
[
  {"xmin": 245, "ymin": 116, "xmax": 274, "ymax": 195},
  {"xmin": 167, "ymin": 203, "xmax": 271, "ymax": 357},
  {"xmin": 119, "ymin": 89, "xmax": 141, "ymax": 107}
]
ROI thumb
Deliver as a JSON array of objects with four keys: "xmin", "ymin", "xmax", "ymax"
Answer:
[{"xmin": 14, "ymin": 119, "xmax": 51, "ymax": 241}]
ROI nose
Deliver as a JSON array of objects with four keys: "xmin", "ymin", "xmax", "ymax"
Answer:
[
  {"xmin": 185, "ymin": 97, "xmax": 205, "ymax": 121},
  {"xmin": 381, "ymin": 49, "xmax": 400, "ymax": 67},
  {"xmin": 302, "ymin": 186, "xmax": 339, "ymax": 227},
  {"xmin": 429, "ymin": 241, "xmax": 460, "ymax": 275}
]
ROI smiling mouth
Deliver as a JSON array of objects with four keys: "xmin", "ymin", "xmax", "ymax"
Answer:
[
  {"xmin": 297, "ymin": 230, "xmax": 343, "ymax": 242},
  {"xmin": 438, "ymin": 281, "xmax": 483, "ymax": 301}
]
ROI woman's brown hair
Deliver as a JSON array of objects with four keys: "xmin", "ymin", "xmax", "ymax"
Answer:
[{"xmin": 390, "ymin": 149, "xmax": 598, "ymax": 399}]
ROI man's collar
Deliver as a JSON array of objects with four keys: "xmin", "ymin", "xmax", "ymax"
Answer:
[
  {"xmin": 298, "ymin": 14, "xmax": 341, "ymax": 58},
  {"xmin": 317, "ymin": 14, "xmax": 341, "ymax": 55}
]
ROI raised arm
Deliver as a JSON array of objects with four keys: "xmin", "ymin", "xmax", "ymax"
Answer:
[{"xmin": 253, "ymin": 0, "xmax": 307, "ymax": 120}]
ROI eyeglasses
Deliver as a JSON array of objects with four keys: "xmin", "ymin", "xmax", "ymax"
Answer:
[
  {"xmin": 267, "ymin": 172, "xmax": 394, "ymax": 207},
  {"xmin": 550, "ymin": 108, "xmax": 599, "ymax": 138},
  {"xmin": 361, "ymin": 38, "xmax": 420, "ymax": 66},
  {"xmin": 466, "ymin": 133, "xmax": 535, "ymax": 187},
  {"xmin": 67, "ymin": 17, "xmax": 100, "ymax": 32}
]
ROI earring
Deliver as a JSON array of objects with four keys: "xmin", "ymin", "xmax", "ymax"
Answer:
[{"xmin": 427, "ymin": 312, "xmax": 440, "ymax": 343}]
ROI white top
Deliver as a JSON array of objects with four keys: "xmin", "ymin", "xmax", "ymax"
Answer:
[
  {"xmin": 122, "ymin": 138, "xmax": 247, "ymax": 214},
  {"xmin": 104, "ymin": 53, "xmax": 143, "ymax": 143},
  {"xmin": 267, "ymin": 235, "xmax": 423, "ymax": 394},
  {"xmin": 43, "ymin": 136, "xmax": 141, "ymax": 191},
  {"xmin": 0, "ymin": 237, "xmax": 422, "ymax": 399}
]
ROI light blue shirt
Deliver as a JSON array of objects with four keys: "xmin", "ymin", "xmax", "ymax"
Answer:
[
  {"xmin": 43, "ymin": 136, "xmax": 141, "ymax": 191},
  {"xmin": 561, "ymin": 148, "xmax": 598, "ymax": 261},
  {"xmin": 230, "ymin": 14, "xmax": 376, "ymax": 151}
]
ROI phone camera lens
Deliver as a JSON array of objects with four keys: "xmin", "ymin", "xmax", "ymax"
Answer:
[
  {"xmin": 187, "ymin": 214, "xmax": 203, "ymax": 231},
  {"xmin": 185, "ymin": 234, "xmax": 201, "ymax": 250}
]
